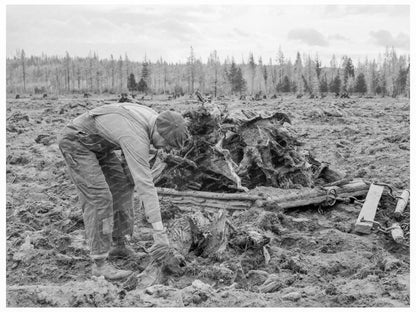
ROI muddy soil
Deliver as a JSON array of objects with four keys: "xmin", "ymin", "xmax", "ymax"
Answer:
[{"xmin": 5, "ymin": 95, "xmax": 410, "ymax": 307}]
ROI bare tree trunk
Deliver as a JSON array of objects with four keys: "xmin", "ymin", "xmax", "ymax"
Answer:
[
  {"xmin": 66, "ymin": 53, "xmax": 71, "ymax": 92},
  {"xmin": 214, "ymin": 68, "xmax": 218, "ymax": 98},
  {"xmin": 163, "ymin": 63, "xmax": 167, "ymax": 94},
  {"xmin": 21, "ymin": 50, "xmax": 26, "ymax": 92},
  {"xmin": 110, "ymin": 55, "xmax": 115, "ymax": 92},
  {"xmin": 71, "ymin": 60, "xmax": 76, "ymax": 92},
  {"xmin": 77, "ymin": 65, "xmax": 81, "ymax": 90},
  {"xmin": 55, "ymin": 67, "xmax": 60, "ymax": 94},
  {"xmin": 118, "ymin": 56, "xmax": 123, "ymax": 92},
  {"xmin": 88, "ymin": 57, "xmax": 93, "ymax": 92}
]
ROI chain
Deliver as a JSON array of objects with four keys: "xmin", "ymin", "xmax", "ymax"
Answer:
[{"xmin": 363, "ymin": 180, "xmax": 397, "ymax": 200}]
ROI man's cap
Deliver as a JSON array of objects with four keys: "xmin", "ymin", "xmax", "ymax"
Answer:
[{"xmin": 156, "ymin": 111, "xmax": 189, "ymax": 149}]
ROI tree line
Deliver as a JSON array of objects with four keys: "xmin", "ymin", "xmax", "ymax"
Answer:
[{"xmin": 6, "ymin": 46, "xmax": 410, "ymax": 98}]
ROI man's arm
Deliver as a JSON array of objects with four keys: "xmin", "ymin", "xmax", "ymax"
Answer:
[{"xmin": 118, "ymin": 136, "xmax": 162, "ymax": 224}]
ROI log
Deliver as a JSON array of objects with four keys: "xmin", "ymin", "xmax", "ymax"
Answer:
[
  {"xmin": 157, "ymin": 187, "xmax": 265, "ymax": 201},
  {"xmin": 394, "ymin": 189, "xmax": 410, "ymax": 219},
  {"xmin": 170, "ymin": 198, "xmax": 250, "ymax": 210},
  {"xmin": 390, "ymin": 222, "xmax": 404, "ymax": 244},
  {"xmin": 158, "ymin": 179, "xmax": 370, "ymax": 211}
]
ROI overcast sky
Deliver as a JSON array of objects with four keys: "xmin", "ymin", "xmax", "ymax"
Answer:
[{"xmin": 6, "ymin": 4, "xmax": 410, "ymax": 65}]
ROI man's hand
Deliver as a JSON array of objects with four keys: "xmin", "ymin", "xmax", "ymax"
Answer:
[
  {"xmin": 152, "ymin": 229, "xmax": 170, "ymax": 246},
  {"xmin": 151, "ymin": 221, "xmax": 170, "ymax": 246},
  {"xmin": 149, "ymin": 224, "xmax": 187, "ymax": 274}
]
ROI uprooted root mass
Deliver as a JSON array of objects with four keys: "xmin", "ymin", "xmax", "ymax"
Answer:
[{"xmin": 154, "ymin": 104, "xmax": 341, "ymax": 192}]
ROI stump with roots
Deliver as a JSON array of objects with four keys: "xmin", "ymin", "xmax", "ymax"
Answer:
[{"xmin": 153, "ymin": 104, "xmax": 343, "ymax": 192}]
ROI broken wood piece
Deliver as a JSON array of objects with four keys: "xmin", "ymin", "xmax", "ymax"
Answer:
[
  {"xmin": 225, "ymin": 220, "xmax": 237, "ymax": 233},
  {"xmin": 394, "ymin": 189, "xmax": 410, "ymax": 219},
  {"xmin": 322, "ymin": 176, "xmax": 353, "ymax": 187},
  {"xmin": 161, "ymin": 154, "xmax": 198, "ymax": 169},
  {"xmin": 390, "ymin": 222, "xmax": 404, "ymax": 244},
  {"xmin": 354, "ymin": 184, "xmax": 384, "ymax": 234},
  {"xmin": 258, "ymin": 274, "xmax": 284, "ymax": 293},
  {"xmin": 263, "ymin": 246, "xmax": 271, "ymax": 265}
]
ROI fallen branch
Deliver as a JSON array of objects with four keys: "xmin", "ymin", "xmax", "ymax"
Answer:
[{"xmin": 161, "ymin": 154, "xmax": 198, "ymax": 169}]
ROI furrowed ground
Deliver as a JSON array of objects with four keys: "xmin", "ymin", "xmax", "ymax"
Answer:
[{"xmin": 5, "ymin": 94, "xmax": 410, "ymax": 307}]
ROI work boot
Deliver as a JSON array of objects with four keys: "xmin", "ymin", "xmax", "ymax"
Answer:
[
  {"xmin": 92, "ymin": 259, "xmax": 133, "ymax": 280},
  {"xmin": 109, "ymin": 238, "xmax": 136, "ymax": 259}
]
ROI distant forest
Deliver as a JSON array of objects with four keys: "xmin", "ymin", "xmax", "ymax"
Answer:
[{"xmin": 6, "ymin": 47, "xmax": 410, "ymax": 98}]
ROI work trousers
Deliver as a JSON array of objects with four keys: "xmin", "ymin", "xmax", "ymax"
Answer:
[{"xmin": 58, "ymin": 125, "xmax": 135, "ymax": 259}]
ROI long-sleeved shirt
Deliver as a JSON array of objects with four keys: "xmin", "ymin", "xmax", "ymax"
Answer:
[{"xmin": 71, "ymin": 103, "xmax": 161, "ymax": 224}]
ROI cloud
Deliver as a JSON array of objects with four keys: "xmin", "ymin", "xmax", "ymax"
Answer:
[
  {"xmin": 233, "ymin": 28, "xmax": 250, "ymax": 38},
  {"xmin": 344, "ymin": 5, "xmax": 409, "ymax": 17},
  {"xmin": 369, "ymin": 30, "xmax": 409, "ymax": 49},
  {"xmin": 323, "ymin": 5, "xmax": 409, "ymax": 17},
  {"xmin": 151, "ymin": 18, "xmax": 201, "ymax": 43},
  {"xmin": 328, "ymin": 34, "xmax": 348, "ymax": 41},
  {"xmin": 287, "ymin": 28, "xmax": 329, "ymax": 47}
]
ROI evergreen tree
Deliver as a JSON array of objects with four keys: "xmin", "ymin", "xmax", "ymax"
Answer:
[
  {"xmin": 346, "ymin": 76, "xmax": 355, "ymax": 94},
  {"xmin": 329, "ymin": 73, "xmax": 341, "ymax": 94},
  {"xmin": 354, "ymin": 73, "xmax": 367, "ymax": 95},
  {"xmin": 368, "ymin": 60, "xmax": 377, "ymax": 95},
  {"xmin": 405, "ymin": 64, "xmax": 410, "ymax": 97},
  {"xmin": 127, "ymin": 73, "xmax": 137, "ymax": 91},
  {"xmin": 320, "ymin": 73, "xmax": 328, "ymax": 94},
  {"xmin": 137, "ymin": 78, "xmax": 148, "ymax": 93},
  {"xmin": 281, "ymin": 75, "xmax": 291, "ymax": 93},
  {"xmin": 395, "ymin": 66, "xmax": 408, "ymax": 95},
  {"xmin": 141, "ymin": 60, "xmax": 150, "ymax": 86},
  {"xmin": 227, "ymin": 60, "xmax": 246, "ymax": 95},
  {"xmin": 374, "ymin": 72, "xmax": 387, "ymax": 96},
  {"xmin": 342, "ymin": 57, "xmax": 355, "ymax": 92}
]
